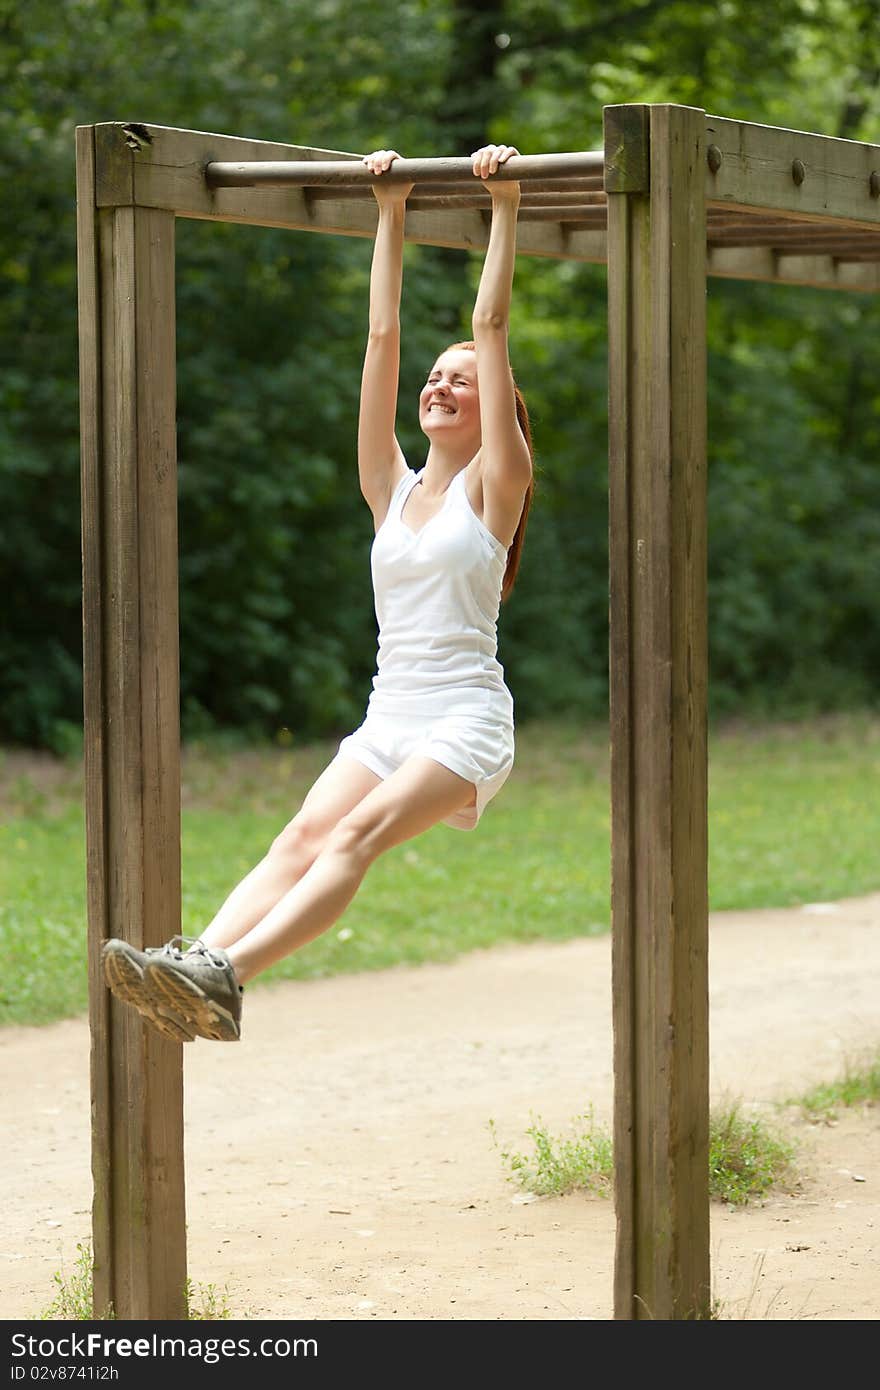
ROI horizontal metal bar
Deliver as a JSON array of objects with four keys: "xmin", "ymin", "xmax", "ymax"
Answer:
[{"xmin": 205, "ymin": 151, "xmax": 605, "ymax": 189}]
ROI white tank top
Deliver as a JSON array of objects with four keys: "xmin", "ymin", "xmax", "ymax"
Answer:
[{"xmin": 366, "ymin": 465, "xmax": 514, "ymax": 721}]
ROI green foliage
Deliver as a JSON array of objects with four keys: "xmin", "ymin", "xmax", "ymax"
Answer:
[
  {"xmin": 38, "ymin": 1243, "xmax": 104, "ymax": 1321},
  {"xmin": 489, "ymin": 1108, "xmax": 614, "ymax": 1196},
  {"xmin": 184, "ymin": 1279, "xmax": 233, "ymax": 1321},
  {"xmin": 3, "ymin": 713, "xmax": 878, "ymax": 1028},
  {"xmin": 709, "ymin": 1102, "xmax": 797, "ymax": 1206},
  {"xmin": 707, "ymin": 284, "xmax": 880, "ymax": 715},
  {"xmin": 35, "ymin": 1240, "xmax": 232, "ymax": 1319},
  {"xmin": 2, "ymin": 2, "xmax": 879, "ymax": 747},
  {"xmin": 491, "ymin": 1098, "xmax": 797, "ymax": 1205},
  {"xmin": 794, "ymin": 1049, "xmax": 880, "ymax": 1122}
]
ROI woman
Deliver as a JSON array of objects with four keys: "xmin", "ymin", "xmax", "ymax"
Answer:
[{"xmin": 102, "ymin": 143, "xmax": 535, "ymax": 1043}]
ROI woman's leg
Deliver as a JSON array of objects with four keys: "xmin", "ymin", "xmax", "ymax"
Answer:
[
  {"xmin": 196, "ymin": 755, "xmax": 383, "ymax": 953},
  {"xmin": 226, "ymin": 756, "xmax": 476, "ymax": 983}
]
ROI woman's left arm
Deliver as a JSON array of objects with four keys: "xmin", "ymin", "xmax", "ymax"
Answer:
[{"xmin": 471, "ymin": 145, "xmax": 532, "ymax": 500}]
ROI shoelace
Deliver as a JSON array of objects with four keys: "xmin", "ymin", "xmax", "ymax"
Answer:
[{"xmin": 161, "ymin": 934, "xmax": 229, "ymax": 969}]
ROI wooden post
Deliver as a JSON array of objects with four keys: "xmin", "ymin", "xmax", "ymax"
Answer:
[
  {"xmin": 76, "ymin": 125, "xmax": 186, "ymax": 1320},
  {"xmin": 604, "ymin": 103, "xmax": 710, "ymax": 1319}
]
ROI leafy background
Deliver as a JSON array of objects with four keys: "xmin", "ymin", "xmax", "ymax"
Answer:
[{"xmin": 2, "ymin": 0, "xmax": 879, "ymax": 752}]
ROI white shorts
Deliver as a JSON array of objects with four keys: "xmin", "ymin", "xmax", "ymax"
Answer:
[{"xmin": 334, "ymin": 704, "xmax": 515, "ymax": 831}]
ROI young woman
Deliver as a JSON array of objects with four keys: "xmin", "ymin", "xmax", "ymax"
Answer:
[{"xmin": 102, "ymin": 143, "xmax": 535, "ymax": 1043}]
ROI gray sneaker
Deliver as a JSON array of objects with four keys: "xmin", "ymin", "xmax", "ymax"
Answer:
[
  {"xmin": 145, "ymin": 939, "xmax": 242, "ymax": 1042},
  {"xmin": 101, "ymin": 939, "xmax": 196, "ymax": 1043}
]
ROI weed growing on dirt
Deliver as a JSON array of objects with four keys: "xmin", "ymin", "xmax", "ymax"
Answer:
[
  {"xmin": 488, "ymin": 1108, "xmax": 613, "ymax": 1196},
  {"xmin": 37, "ymin": 1243, "xmax": 101, "ymax": 1320},
  {"xmin": 184, "ymin": 1280, "xmax": 232, "ymax": 1319},
  {"xmin": 35, "ymin": 1243, "xmax": 232, "ymax": 1320},
  {"xmin": 492, "ymin": 1100, "xmax": 797, "ymax": 1205},
  {"xmin": 793, "ymin": 1048, "xmax": 880, "ymax": 1123},
  {"xmin": 709, "ymin": 1102, "xmax": 797, "ymax": 1205}
]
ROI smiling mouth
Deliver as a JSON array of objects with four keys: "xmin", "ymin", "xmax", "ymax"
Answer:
[{"xmin": 427, "ymin": 403, "xmax": 455, "ymax": 414}]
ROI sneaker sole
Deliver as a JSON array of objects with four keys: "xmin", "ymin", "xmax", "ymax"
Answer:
[
  {"xmin": 102, "ymin": 943, "xmax": 196, "ymax": 1043},
  {"xmin": 145, "ymin": 959, "xmax": 241, "ymax": 1042}
]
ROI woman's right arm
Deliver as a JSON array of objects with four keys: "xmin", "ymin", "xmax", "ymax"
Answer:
[{"xmin": 358, "ymin": 150, "xmax": 413, "ymax": 529}]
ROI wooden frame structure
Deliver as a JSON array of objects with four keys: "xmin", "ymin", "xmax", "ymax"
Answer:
[{"xmin": 75, "ymin": 105, "xmax": 880, "ymax": 1321}]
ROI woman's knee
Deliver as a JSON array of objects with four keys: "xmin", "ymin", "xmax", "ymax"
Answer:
[
  {"xmin": 322, "ymin": 809, "xmax": 386, "ymax": 866},
  {"xmin": 268, "ymin": 812, "xmax": 329, "ymax": 868}
]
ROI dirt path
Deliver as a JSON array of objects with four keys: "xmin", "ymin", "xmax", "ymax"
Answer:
[{"xmin": 3, "ymin": 894, "xmax": 878, "ymax": 1321}]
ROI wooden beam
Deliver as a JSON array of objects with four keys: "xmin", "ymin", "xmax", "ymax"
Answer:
[
  {"xmin": 605, "ymin": 103, "xmax": 710, "ymax": 1321},
  {"xmin": 308, "ymin": 179, "xmax": 606, "ymax": 200},
  {"xmin": 708, "ymin": 228, "xmax": 880, "ymax": 246},
  {"xmin": 74, "ymin": 108, "xmax": 879, "ymax": 1329},
  {"xmin": 84, "ymin": 123, "xmax": 880, "ymax": 288},
  {"xmin": 518, "ymin": 205, "xmax": 608, "ymax": 222},
  {"xmin": 705, "ymin": 116, "xmax": 880, "ymax": 228},
  {"xmin": 405, "ymin": 192, "xmax": 604, "ymax": 211},
  {"xmin": 707, "ymin": 245, "xmax": 880, "ymax": 291},
  {"xmin": 87, "ymin": 122, "xmax": 609, "ymax": 262},
  {"xmin": 76, "ymin": 125, "xmax": 186, "ymax": 1321}
]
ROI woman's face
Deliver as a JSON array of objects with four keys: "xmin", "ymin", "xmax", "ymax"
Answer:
[{"xmin": 418, "ymin": 349, "xmax": 481, "ymax": 440}]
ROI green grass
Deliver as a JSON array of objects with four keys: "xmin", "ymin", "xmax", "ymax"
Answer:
[
  {"xmin": 706, "ymin": 711, "xmax": 880, "ymax": 910},
  {"xmin": 37, "ymin": 1243, "xmax": 98, "ymax": 1320},
  {"xmin": 790, "ymin": 1047, "xmax": 880, "ymax": 1123},
  {"xmin": 708, "ymin": 1101, "xmax": 797, "ymax": 1206},
  {"xmin": 35, "ymin": 1242, "xmax": 232, "ymax": 1320},
  {"xmin": 2, "ymin": 710, "xmax": 879, "ymax": 1027},
  {"xmin": 488, "ymin": 1107, "xmax": 614, "ymax": 1196},
  {"xmin": 491, "ymin": 1098, "xmax": 797, "ymax": 1206},
  {"xmin": 491, "ymin": 1051, "xmax": 880, "ymax": 1206}
]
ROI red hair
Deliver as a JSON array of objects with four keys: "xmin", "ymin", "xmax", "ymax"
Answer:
[{"xmin": 444, "ymin": 341, "xmax": 534, "ymax": 604}]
